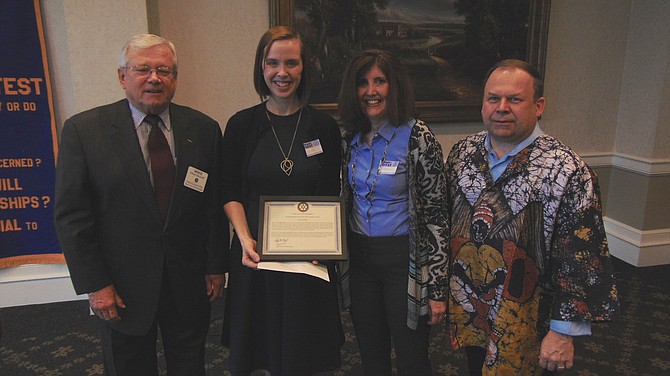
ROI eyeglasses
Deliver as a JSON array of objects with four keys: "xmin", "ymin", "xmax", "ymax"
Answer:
[{"xmin": 124, "ymin": 65, "xmax": 175, "ymax": 77}]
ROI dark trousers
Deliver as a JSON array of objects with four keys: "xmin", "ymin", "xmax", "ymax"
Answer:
[
  {"xmin": 99, "ymin": 272, "xmax": 209, "ymax": 376},
  {"xmin": 349, "ymin": 233, "xmax": 432, "ymax": 376},
  {"xmin": 466, "ymin": 346, "xmax": 556, "ymax": 376},
  {"xmin": 466, "ymin": 346, "xmax": 486, "ymax": 376}
]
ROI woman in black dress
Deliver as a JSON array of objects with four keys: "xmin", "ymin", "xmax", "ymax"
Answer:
[{"xmin": 221, "ymin": 26, "xmax": 343, "ymax": 376}]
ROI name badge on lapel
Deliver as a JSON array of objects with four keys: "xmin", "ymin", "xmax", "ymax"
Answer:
[
  {"xmin": 184, "ymin": 166, "xmax": 208, "ymax": 192},
  {"xmin": 379, "ymin": 161, "xmax": 399, "ymax": 175},
  {"xmin": 303, "ymin": 139, "xmax": 324, "ymax": 157}
]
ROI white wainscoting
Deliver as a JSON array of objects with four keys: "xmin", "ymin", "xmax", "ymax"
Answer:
[
  {"xmin": 583, "ymin": 152, "xmax": 670, "ymax": 266},
  {"xmin": 0, "ymin": 264, "xmax": 86, "ymax": 308},
  {"xmin": 604, "ymin": 217, "xmax": 670, "ymax": 267},
  {"xmin": 582, "ymin": 152, "xmax": 670, "ymax": 175}
]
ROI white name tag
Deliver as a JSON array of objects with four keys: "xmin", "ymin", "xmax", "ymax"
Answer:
[
  {"xmin": 303, "ymin": 139, "xmax": 324, "ymax": 157},
  {"xmin": 183, "ymin": 166, "xmax": 208, "ymax": 192},
  {"xmin": 379, "ymin": 160, "xmax": 399, "ymax": 175}
]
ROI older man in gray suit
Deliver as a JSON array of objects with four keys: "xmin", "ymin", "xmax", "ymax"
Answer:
[{"xmin": 54, "ymin": 34, "xmax": 228, "ymax": 376}]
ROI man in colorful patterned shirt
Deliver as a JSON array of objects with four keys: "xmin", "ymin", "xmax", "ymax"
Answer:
[{"xmin": 445, "ymin": 59, "xmax": 619, "ymax": 375}]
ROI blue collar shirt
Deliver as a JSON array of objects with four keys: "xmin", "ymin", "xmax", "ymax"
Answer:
[
  {"xmin": 348, "ymin": 120, "xmax": 412, "ymax": 237},
  {"xmin": 485, "ymin": 123, "xmax": 543, "ymax": 182}
]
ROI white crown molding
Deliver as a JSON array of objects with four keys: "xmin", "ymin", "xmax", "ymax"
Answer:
[
  {"xmin": 581, "ymin": 152, "xmax": 670, "ymax": 176},
  {"xmin": 604, "ymin": 217, "xmax": 670, "ymax": 267}
]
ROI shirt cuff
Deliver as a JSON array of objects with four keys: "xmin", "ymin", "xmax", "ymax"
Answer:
[{"xmin": 550, "ymin": 320, "xmax": 592, "ymax": 336}]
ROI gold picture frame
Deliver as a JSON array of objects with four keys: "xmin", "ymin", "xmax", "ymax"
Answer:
[
  {"xmin": 257, "ymin": 196, "xmax": 348, "ymax": 261},
  {"xmin": 269, "ymin": 0, "xmax": 551, "ymax": 123}
]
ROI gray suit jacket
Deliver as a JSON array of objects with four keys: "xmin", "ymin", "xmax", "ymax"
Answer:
[{"xmin": 55, "ymin": 99, "xmax": 228, "ymax": 335}]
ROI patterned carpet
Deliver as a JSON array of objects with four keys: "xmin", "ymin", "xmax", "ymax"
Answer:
[{"xmin": 1, "ymin": 258, "xmax": 669, "ymax": 375}]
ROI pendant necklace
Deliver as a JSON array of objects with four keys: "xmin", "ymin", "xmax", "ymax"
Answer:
[{"xmin": 265, "ymin": 107, "xmax": 302, "ymax": 176}]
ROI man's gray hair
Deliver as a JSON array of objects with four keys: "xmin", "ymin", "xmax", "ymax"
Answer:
[{"xmin": 118, "ymin": 34, "xmax": 178, "ymax": 71}]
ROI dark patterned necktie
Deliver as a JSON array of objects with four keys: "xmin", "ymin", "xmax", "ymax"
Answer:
[{"xmin": 144, "ymin": 115, "xmax": 175, "ymax": 221}]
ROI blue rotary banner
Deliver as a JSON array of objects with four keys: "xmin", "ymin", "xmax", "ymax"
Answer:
[{"xmin": 0, "ymin": 0, "xmax": 62, "ymax": 267}]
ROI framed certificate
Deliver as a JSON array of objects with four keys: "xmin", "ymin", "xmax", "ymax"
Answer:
[{"xmin": 257, "ymin": 196, "xmax": 347, "ymax": 260}]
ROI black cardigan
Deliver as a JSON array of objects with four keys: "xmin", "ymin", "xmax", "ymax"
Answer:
[{"xmin": 221, "ymin": 102, "xmax": 342, "ymax": 207}]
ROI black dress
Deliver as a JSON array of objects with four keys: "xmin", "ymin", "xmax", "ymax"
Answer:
[{"xmin": 221, "ymin": 103, "xmax": 344, "ymax": 376}]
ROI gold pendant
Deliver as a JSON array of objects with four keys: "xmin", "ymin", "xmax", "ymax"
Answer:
[{"xmin": 280, "ymin": 158, "xmax": 293, "ymax": 176}]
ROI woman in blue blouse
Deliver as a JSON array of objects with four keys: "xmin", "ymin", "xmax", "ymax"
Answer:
[{"xmin": 338, "ymin": 50, "xmax": 449, "ymax": 375}]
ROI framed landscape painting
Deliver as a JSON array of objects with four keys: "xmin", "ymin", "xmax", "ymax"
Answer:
[{"xmin": 270, "ymin": 0, "xmax": 551, "ymax": 122}]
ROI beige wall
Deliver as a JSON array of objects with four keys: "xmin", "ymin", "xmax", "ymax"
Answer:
[
  {"xmin": 147, "ymin": 0, "xmax": 268, "ymax": 128},
  {"xmin": 531, "ymin": 0, "xmax": 669, "ymax": 265},
  {"xmin": 42, "ymin": 0, "xmax": 148, "ymax": 125},
  {"xmin": 615, "ymin": 0, "xmax": 670, "ymax": 160},
  {"xmin": 541, "ymin": 0, "xmax": 629, "ymax": 153},
  {"xmin": 41, "ymin": 0, "xmax": 268, "ymax": 131}
]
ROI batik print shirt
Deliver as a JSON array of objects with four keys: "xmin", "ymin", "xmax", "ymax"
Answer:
[{"xmin": 445, "ymin": 131, "xmax": 619, "ymax": 375}]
